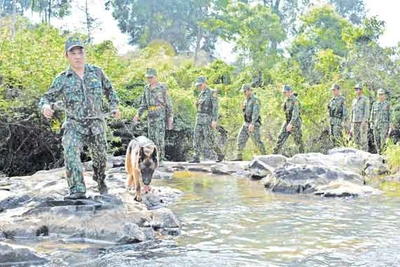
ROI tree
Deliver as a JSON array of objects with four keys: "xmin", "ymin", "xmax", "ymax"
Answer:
[
  {"xmin": 0, "ymin": 0, "xmax": 30, "ymax": 17},
  {"xmin": 328, "ymin": 0, "xmax": 366, "ymax": 24},
  {"xmin": 78, "ymin": 0, "xmax": 101, "ymax": 44},
  {"xmin": 29, "ymin": 0, "xmax": 72, "ymax": 24}
]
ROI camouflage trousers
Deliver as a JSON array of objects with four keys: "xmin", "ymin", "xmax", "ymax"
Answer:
[
  {"xmin": 273, "ymin": 122, "xmax": 304, "ymax": 154},
  {"xmin": 193, "ymin": 123, "xmax": 223, "ymax": 159},
  {"xmin": 148, "ymin": 115, "xmax": 166, "ymax": 161},
  {"xmin": 351, "ymin": 122, "xmax": 368, "ymax": 151},
  {"xmin": 236, "ymin": 124, "xmax": 266, "ymax": 156},
  {"xmin": 330, "ymin": 124, "xmax": 343, "ymax": 147},
  {"xmin": 373, "ymin": 125, "xmax": 389, "ymax": 154},
  {"xmin": 62, "ymin": 129, "xmax": 107, "ymax": 194}
]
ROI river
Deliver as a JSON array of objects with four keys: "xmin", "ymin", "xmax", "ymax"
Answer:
[{"xmin": 93, "ymin": 172, "xmax": 400, "ymax": 267}]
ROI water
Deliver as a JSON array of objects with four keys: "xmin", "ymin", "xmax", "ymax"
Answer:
[
  {"xmin": 97, "ymin": 172, "xmax": 400, "ymax": 267},
  {"xmin": 6, "ymin": 172, "xmax": 400, "ymax": 266}
]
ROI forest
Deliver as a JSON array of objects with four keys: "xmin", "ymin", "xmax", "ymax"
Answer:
[{"xmin": 1, "ymin": 0, "xmax": 400, "ymax": 177}]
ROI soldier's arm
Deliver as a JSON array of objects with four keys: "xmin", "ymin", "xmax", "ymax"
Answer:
[
  {"xmin": 364, "ymin": 98, "xmax": 370, "ymax": 122},
  {"xmin": 100, "ymin": 69, "xmax": 119, "ymax": 112},
  {"xmin": 137, "ymin": 89, "xmax": 148, "ymax": 117},
  {"xmin": 251, "ymin": 99, "xmax": 260, "ymax": 124},
  {"xmin": 164, "ymin": 86, "xmax": 174, "ymax": 118},
  {"xmin": 369, "ymin": 103, "xmax": 375, "ymax": 123},
  {"xmin": 211, "ymin": 92, "xmax": 219, "ymax": 122},
  {"xmin": 289, "ymin": 100, "xmax": 300, "ymax": 124},
  {"xmin": 342, "ymin": 101, "xmax": 348, "ymax": 123},
  {"xmin": 38, "ymin": 74, "xmax": 64, "ymax": 112}
]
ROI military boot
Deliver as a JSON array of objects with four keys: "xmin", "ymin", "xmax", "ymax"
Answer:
[
  {"xmin": 64, "ymin": 192, "xmax": 87, "ymax": 200},
  {"xmin": 232, "ymin": 154, "xmax": 243, "ymax": 161},
  {"xmin": 216, "ymin": 154, "xmax": 225, "ymax": 162},
  {"xmin": 189, "ymin": 157, "xmax": 200, "ymax": 163},
  {"xmin": 98, "ymin": 180, "xmax": 108, "ymax": 195}
]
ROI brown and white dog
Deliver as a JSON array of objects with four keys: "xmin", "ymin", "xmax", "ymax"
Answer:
[{"xmin": 125, "ymin": 136, "xmax": 159, "ymax": 201}]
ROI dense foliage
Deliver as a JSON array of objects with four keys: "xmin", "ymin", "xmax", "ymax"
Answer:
[{"xmin": 1, "ymin": 1, "xmax": 400, "ymax": 176}]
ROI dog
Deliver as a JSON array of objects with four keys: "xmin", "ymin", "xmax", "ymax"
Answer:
[{"xmin": 125, "ymin": 136, "xmax": 159, "ymax": 201}]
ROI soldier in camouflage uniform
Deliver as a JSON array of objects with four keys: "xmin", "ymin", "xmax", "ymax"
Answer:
[
  {"xmin": 134, "ymin": 68, "xmax": 174, "ymax": 163},
  {"xmin": 272, "ymin": 85, "xmax": 304, "ymax": 154},
  {"xmin": 39, "ymin": 37, "xmax": 120, "ymax": 199},
  {"xmin": 327, "ymin": 83, "xmax": 347, "ymax": 147},
  {"xmin": 350, "ymin": 84, "xmax": 370, "ymax": 151},
  {"xmin": 189, "ymin": 77, "xmax": 224, "ymax": 163},
  {"xmin": 233, "ymin": 84, "xmax": 266, "ymax": 161},
  {"xmin": 370, "ymin": 89, "xmax": 392, "ymax": 154}
]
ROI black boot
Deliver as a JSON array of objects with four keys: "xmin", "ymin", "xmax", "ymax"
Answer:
[
  {"xmin": 64, "ymin": 192, "xmax": 87, "ymax": 200},
  {"xmin": 98, "ymin": 180, "xmax": 108, "ymax": 195},
  {"xmin": 216, "ymin": 154, "xmax": 225, "ymax": 162},
  {"xmin": 189, "ymin": 157, "xmax": 200, "ymax": 163}
]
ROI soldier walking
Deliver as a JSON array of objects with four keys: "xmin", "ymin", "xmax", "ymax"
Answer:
[
  {"xmin": 327, "ymin": 83, "xmax": 347, "ymax": 147},
  {"xmin": 134, "ymin": 68, "xmax": 174, "ymax": 163},
  {"xmin": 39, "ymin": 37, "xmax": 120, "ymax": 199},
  {"xmin": 233, "ymin": 84, "xmax": 266, "ymax": 161},
  {"xmin": 370, "ymin": 89, "xmax": 392, "ymax": 154},
  {"xmin": 189, "ymin": 77, "xmax": 224, "ymax": 163},
  {"xmin": 350, "ymin": 84, "xmax": 369, "ymax": 151},
  {"xmin": 272, "ymin": 85, "xmax": 305, "ymax": 154}
]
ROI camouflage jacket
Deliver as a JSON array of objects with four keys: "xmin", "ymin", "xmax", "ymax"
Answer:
[
  {"xmin": 242, "ymin": 93, "xmax": 261, "ymax": 125},
  {"xmin": 196, "ymin": 87, "xmax": 218, "ymax": 124},
  {"xmin": 284, "ymin": 94, "xmax": 301, "ymax": 125},
  {"xmin": 328, "ymin": 95, "xmax": 347, "ymax": 126},
  {"xmin": 351, "ymin": 95, "xmax": 370, "ymax": 123},
  {"xmin": 39, "ymin": 64, "xmax": 119, "ymax": 135},
  {"xmin": 370, "ymin": 100, "xmax": 392, "ymax": 128},
  {"xmin": 137, "ymin": 83, "xmax": 173, "ymax": 119}
]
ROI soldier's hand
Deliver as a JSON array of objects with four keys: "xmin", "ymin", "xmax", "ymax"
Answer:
[
  {"xmin": 248, "ymin": 123, "xmax": 255, "ymax": 133},
  {"xmin": 286, "ymin": 123, "xmax": 293, "ymax": 132},
  {"xmin": 133, "ymin": 115, "xmax": 140, "ymax": 124},
  {"xmin": 112, "ymin": 110, "xmax": 121, "ymax": 119},
  {"xmin": 43, "ymin": 105, "xmax": 54, "ymax": 119},
  {"xmin": 211, "ymin": 121, "xmax": 218, "ymax": 129}
]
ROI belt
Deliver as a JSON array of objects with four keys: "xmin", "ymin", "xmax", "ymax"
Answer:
[{"xmin": 149, "ymin": 105, "xmax": 162, "ymax": 111}]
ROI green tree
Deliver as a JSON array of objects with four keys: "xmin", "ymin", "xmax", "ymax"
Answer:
[{"xmin": 30, "ymin": 0, "xmax": 72, "ymax": 24}]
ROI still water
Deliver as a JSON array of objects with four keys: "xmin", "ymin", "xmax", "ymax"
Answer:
[{"xmin": 95, "ymin": 172, "xmax": 400, "ymax": 267}]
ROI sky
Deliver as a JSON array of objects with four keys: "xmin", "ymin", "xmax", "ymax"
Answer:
[{"xmin": 26, "ymin": 0, "xmax": 400, "ymax": 59}]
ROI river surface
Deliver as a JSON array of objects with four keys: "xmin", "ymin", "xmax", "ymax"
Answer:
[
  {"xmin": 94, "ymin": 172, "xmax": 400, "ymax": 267},
  {"xmin": 7, "ymin": 172, "xmax": 400, "ymax": 267}
]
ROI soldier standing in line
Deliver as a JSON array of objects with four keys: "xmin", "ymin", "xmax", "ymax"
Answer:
[
  {"xmin": 189, "ymin": 77, "xmax": 224, "ymax": 163},
  {"xmin": 134, "ymin": 68, "xmax": 174, "ymax": 164},
  {"xmin": 327, "ymin": 83, "xmax": 347, "ymax": 147},
  {"xmin": 39, "ymin": 37, "xmax": 120, "ymax": 199},
  {"xmin": 350, "ymin": 84, "xmax": 370, "ymax": 151},
  {"xmin": 272, "ymin": 85, "xmax": 305, "ymax": 154},
  {"xmin": 233, "ymin": 84, "xmax": 266, "ymax": 161},
  {"xmin": 370, "ymin": 88, "xmax": 392, "ymax": 154}
]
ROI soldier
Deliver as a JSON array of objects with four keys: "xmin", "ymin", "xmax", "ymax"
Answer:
[
  {"xmin": 39, "ymin": 37, "xmax": 120, "ymax": 199},
  {"xmin": 233, "ymin": 84, "xmax": 266, "ymax": 161},
  {"xmin": 272, "ymin": 85, "xmax": 304, "ymax": 154},
  {"xmin": 327, "ymin": 83, "xmax": 347, "ymax": 147},
  {"xmin": 189, "ymin": 77, "xmax": 224, "ymax": 163},
  {"xmin": 134, "ymin": 68, "xmax": 174, "ymax": 163},
  {"xmin": 350, "ymin": 84, "xmax": 370, "ymax": 151},
  {"xmin": 370, "ymin": 89, "xmax": 392, "ymax": 154}
]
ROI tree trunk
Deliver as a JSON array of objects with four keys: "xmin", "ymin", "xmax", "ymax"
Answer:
[
  {"xmin": 11, "ymin": 0, "xmax": 16, "ymax": 39},
  {"xmin": 194, "ymin": 25, "xmax": 203, "ymax": 65}
]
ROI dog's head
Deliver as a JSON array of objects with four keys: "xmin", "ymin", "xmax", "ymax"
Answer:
[{"xmin": 138, "ymin": 145, "xmax": 158, "ymax": 186}]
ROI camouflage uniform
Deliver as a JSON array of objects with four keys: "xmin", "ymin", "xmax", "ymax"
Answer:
[
  {"xmin": 370, "ymin": 96, "xmax": 391, "ymax": 154},
  {"xmin": 328, "ymin": 92, "xmax": 347, "ymax": 146},
  {"xmin": 351, "ymin": 94, "xmax": 370, "ymax": 151},
  {"xmin": 236, "ymin": 86, "xmax": 266, "ymax": 159},
  {"xmin": 137, "ymin": 77, "xmax": 173, "ymax": 161},
  {"xmin": 39, "ymin": 63, "xmax": 118, "ymax": 195},
  {"xmin": 273, "ymin": 87, "xmax": 304, "ymax": 154},
  {"xmin": 192, "ymin": 82, "xmax": 223, "ymax": 161}
]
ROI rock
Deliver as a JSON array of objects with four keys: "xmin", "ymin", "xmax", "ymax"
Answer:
[
  {"xmin": 151, "ymin": 208, "xmax": 181, "ymax": 230},
  {"xmin": 314, "ymin": 180, "xmax": 382, "ymax": 197},
  {"xmin": 263, "ymin": 163, "xmax": 364, "ymax": 194},
  {"xmin": 248, "ymin": 155, "xmax": 287, "ymax": 178},
  {"xmin": 153, "ymin": 170, "xmax": 174, "ymax": 180},
  {"xmin": 211, "ymin": 162, "xmax": 247, "ymax": 175},
  {"xmin": 0, "ymin": 243, "xmax": 48, "ymax": 266},
  {"xmin": 108, "ymin": 155, "xmax": 126, "ymax": 168}
]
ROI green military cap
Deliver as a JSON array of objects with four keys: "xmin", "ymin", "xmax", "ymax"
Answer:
[
  {"xmin": 240, "ymin": 84, "xmax": 251, "ymax": 92},
  {"xmin": 282, "ymin": 85, "xmax": 292, "ymax": 92},
  {"xmin": 354, "ymin": 84, "xmax": 362, "ymax": 90},
  {"xmin": 377, "ymin": 88, "xmax": 385, "ymax": 95},
  {"xmin": 64, "ymin": 36, "xmax": 85, "ymax": 52},
  {"xmin": 195, "ymin": 76, "xmax": 206, "ymax": 86},
  {"xmin": 145, "ymin": 68, "xmax": 157, "ymax": 78},
  {"xmin": 331, "ymin": 83, "xmax": 340, "ymax": 90}
]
